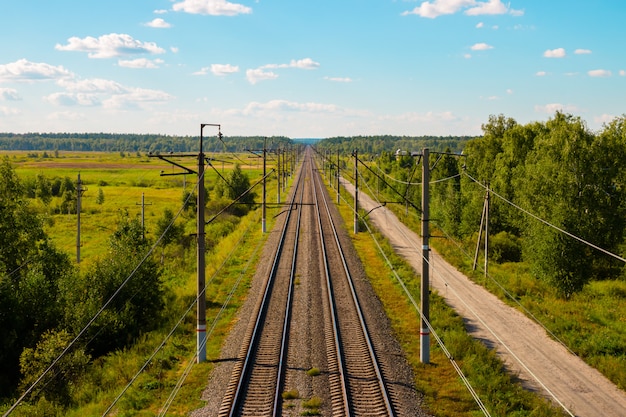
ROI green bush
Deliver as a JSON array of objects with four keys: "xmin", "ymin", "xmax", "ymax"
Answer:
[{"xmin": 490, "ymin": 231, "xmax": 521, "ymax": 263}]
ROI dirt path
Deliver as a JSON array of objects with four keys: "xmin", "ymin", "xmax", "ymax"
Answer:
[{"xmin": 341, "ymin": 178, "xmax": 626, "ymax": 417}]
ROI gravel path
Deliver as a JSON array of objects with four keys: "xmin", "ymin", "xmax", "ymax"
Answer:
[{"xmin": 341, "ymin": 177, "xmax": 626, "ymax": 417}]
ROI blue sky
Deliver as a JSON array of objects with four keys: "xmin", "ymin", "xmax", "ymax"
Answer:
[{"xmin": 0, "ymin": 0, "xmax": 624, "ymax": 138}]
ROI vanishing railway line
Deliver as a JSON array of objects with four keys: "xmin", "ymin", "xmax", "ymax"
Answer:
[{"xmin": 217, "ymin": 147, "xmax": 398, "ymax": 416}]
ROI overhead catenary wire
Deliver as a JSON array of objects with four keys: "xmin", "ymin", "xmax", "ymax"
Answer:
[
  {"xmin": 101, "ymin": 212, "xmax": 261, "ymax": 416},
  {"xmin": 463, "ymin": 171, "xmax": 626, "ymax": 264},
  {"xmin": 327, "ymin": 162, "xmax": 491, "ymax": 416},
  {"xmin": 352, "ymin": 163, "xmax": 576, "ymax": 416},
  {"xmin": 2, "ymin": 167, "xmax": 202, "ymax": 417}
]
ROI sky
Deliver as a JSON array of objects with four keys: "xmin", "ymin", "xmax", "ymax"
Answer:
[{"xmin": 0, "ymin": 0, "xmax": 624, "ymax": 138}]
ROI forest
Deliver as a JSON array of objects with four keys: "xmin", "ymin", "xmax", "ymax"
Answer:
[
  {"xmin": 319, "ymin": 112, "xmax": 626, "ymax": 298},
  {"xmin": 0, "ymin": 133, "xmax": 292, "ymax": 153}
]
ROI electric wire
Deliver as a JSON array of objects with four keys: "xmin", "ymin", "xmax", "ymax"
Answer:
[
  {"xmin": 352, "ymin": 164, "xmax": 576, "ymax": 416},
  {"xmin": 2, "ymin": 167, "xmax": 202, "ymax": 417},
  {"xmin": 463, "ymin": 170, "xmax": 626, "ymax": 264},
  {"xmin": 326, "ymin": 161, "xmax": 491, "ymax": 416},
  {"xmin": 101, "ymin": 213, "xmax": 260, "ymax": 416}
]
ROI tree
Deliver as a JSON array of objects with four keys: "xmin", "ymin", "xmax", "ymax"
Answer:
[
  {"xmin": 155, "ymin": 208, "xmax": 185, "ymax": 263},
  {"xmin": 96, "ymin": 187, "xmax": 105, "ymax": 205},
  {"xmin": 0, "ymin": 158, "xmax": 73, "ymax": 397},
  {"xmin": 514, "ymin": 113, "xmax": 626, "ymax": 297},
  {"xmin": 227, "ymin": 164, "xmax": 255, "ymax": 204},
  {"xmin": 62, "ymin": 213, "xmax": 164, "ymax": 357}
]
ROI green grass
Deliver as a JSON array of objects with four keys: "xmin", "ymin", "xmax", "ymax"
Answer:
[{"xmin": 1, "ymin": 151, "xmax": 289, "ymax": 416}]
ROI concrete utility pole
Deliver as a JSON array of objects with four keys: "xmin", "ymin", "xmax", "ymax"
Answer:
[
  {"xmin": 354, "ymin": 149, "xmax": 359, "ymax": 234},
  {"xmin": 136, "ymin": 193, "xmax": 152, "ymax": 240},
  {"xmin": 337, "ymin": 149, "xmax": 340, "ymax": 205},
  {"xmin": 262, "ymin": 137, "xmax": 267, "ymax": 234},
  {"xmin": 277, "ymin": 148, "xmax": 281, "ymax": 204},
  {"xmin": 421, "ymin": 148, "xmax": 430, "ymax": 364}
]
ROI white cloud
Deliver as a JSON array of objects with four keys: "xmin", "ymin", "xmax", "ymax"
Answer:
[
  {"xmin": 46, "ymin": 77, "xmax": 173, "ymax": 110},
  {"xmin": 380, "ymin": 110, "xmax": 458, "ymax": 124},
  {"xmin": 57, "ymin": 78, "xmax": 125, "ymax": 94},
  {"xmin": 543, "ymin": 48, "xmax": 566, "ymax": 58},
  {"xmin": 45, "ymin": 92, "xmax": 102, "ymax": 107},
  {"xmin": 261, "ymin": 58, "xmax": 321, "ymax": 70},
  {"xmin": 595, "ymin": 114, "xmax": 616, "ymax": 125},
  {"xmin": 170, "ymin": 47, "xmax": 179, "ymax": 53},
  {"xmin": 0, "ymin": 59, "xmax": 74, "ymax": 82},
  {"xmin": 145, "ymin": 18, "xmax": 172, "ymax": 28},
  {"xmin": 211, "ymin": 63, "xmax": 239, "ymax": 76},
  {"xmin": 0, "ymin": 106, "xmax": 20, "ymax": 116},
  {"xmin": 55, "ymin": 33, "xmax": 166, "ymax": 59},
  {"xmin": 118, "ymin": 58, "xmax": 164, "ymax": 69},
  {"xmin": 246, "ymin": 68, "xmax": 278, "ymax": 84},
  {"xmin": 245, "ymin": 58, "xmax": 320, "ymax": 84},
  {"xmin": 154, "ymin": 9, "xmax": 168, "ymax": 14},
  {"xmin": 588, "ymin": 69, "xmax": 611, "ymax": 77},
  {"xmin": 238, "ymin": 100, "xmax": 339, "ymax": 115},
  {"xmin": 129, "ymin": 62, "xmax": 158, "ymax": 73},
  {"xmin": 193, "ymin": 67, "xmax": 210, "ymax": 76},
  {"xmin": 466, "ymin": 0, "xmax": 508, "ymax": 16},
  {"xmin": 47, "ymin": 111, "xmax": 85, "ymax": 122},
  {"xmin": 471, "ymin": 42, "xmax": 493, "ymax": 51},
  {"xmin": 620, "ymin": 70, "xmax": 626, "ymax": 77},
  {"xmin": 172, "ymin": 0, "xmax": 252, "ymax": 16},
  {"xmin": 535, "ymin": 71, "xmax": 547, "ymax": 76},
  {"xmin": 463, "ymin": 53, "xmax": 472, "ymax": 59},
  {"xmin": 324, "ymin": 76, "xmax": 353, "ymax": 83},
  {"xmin": 402, "ymin": 0, "xmax": 522, "ymax": 18},
  {"xmin": 476, "ymin": 22, "xmax": 484, "ymax": 28},
  {"xmin": 574, "ymin": 49, "xmax": 592, "ymax": 55},
  {"xmin": 534, "ymin": 103, "xmax": 579, "ymax": 114},
  {"xmin": 506, "ymin": 89, "xmax": 513, "ymax": 94},
  {"xmin": 0, "ymin": 88, "xmax": 21, "ymax": 101},
  {"xmin": 102, "ymin": 88, "xmax": 174, "ymax": 109}
]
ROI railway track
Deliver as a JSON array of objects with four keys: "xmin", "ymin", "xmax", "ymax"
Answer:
[{"xmin": 217, "ymin": 147, "xmax": 397, "ymax": 416}]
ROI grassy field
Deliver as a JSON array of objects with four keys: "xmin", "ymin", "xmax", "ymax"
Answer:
[{"xmin": 1, "ymin": 150, "xmax": 283, "ymax": 416}]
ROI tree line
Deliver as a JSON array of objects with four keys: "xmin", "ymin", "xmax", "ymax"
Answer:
[
  {"xmin": 0, "ymin": 133, "xmax": 292, "ymax": 153},
  {"xmin": 319, "ymin": 113, "xmax": 626, "ymax": 298}
]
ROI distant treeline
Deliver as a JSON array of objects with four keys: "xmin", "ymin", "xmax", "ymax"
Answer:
[
  {"xmin": 0, "ymin": 133, "xmax": 474, "ymax": 154},
  {"xmin": 317, "ymin": 135, "xmax": 475, "ymax": 154},
  {"xmin": 0, "ymin": 133, "xmax": 292, "ymax": 153}
]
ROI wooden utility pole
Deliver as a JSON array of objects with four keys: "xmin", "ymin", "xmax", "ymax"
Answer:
[
  {"xmin": 76, "ymin": 173, "xmax": 85, "ymax": 264},
  {"xmin": 136, "ymin": 193, "xmax": 152, "ymax": 240},
  {"xmin": 473, "ymin": 187, "xmax": 490, "ymax": 276}
]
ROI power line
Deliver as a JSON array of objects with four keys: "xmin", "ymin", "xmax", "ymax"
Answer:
[
  {"xmin": 332, "ymin": 169, "xmax": 491, "ymax": 417},
  {"xmin": 3, "ymin": 171, "xmax": 200, "ymax": 417},
  {"xmin": 463, "ymin": 171, "xmax": 626, "ymax": 264},
  {"xmin": 355, "ymin": 168, "xmax": 576, "ymax": 416}
]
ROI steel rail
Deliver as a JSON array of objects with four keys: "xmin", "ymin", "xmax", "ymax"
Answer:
[
  {"xmin": 222, "ymin": 160, "xmax": 306, "ymax": 417},
  {"xmin": 312, "ymin": 148, "xmax": 396, "ymax": 417}
]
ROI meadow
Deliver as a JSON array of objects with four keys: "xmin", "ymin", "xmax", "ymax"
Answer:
[
  {"xmin": 1, "ymin": 149, "xmax": 575, "ymax": 416},
  {"xmin": 1, "ymin": 150, "xmax": 279, "ymax": 416}
]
